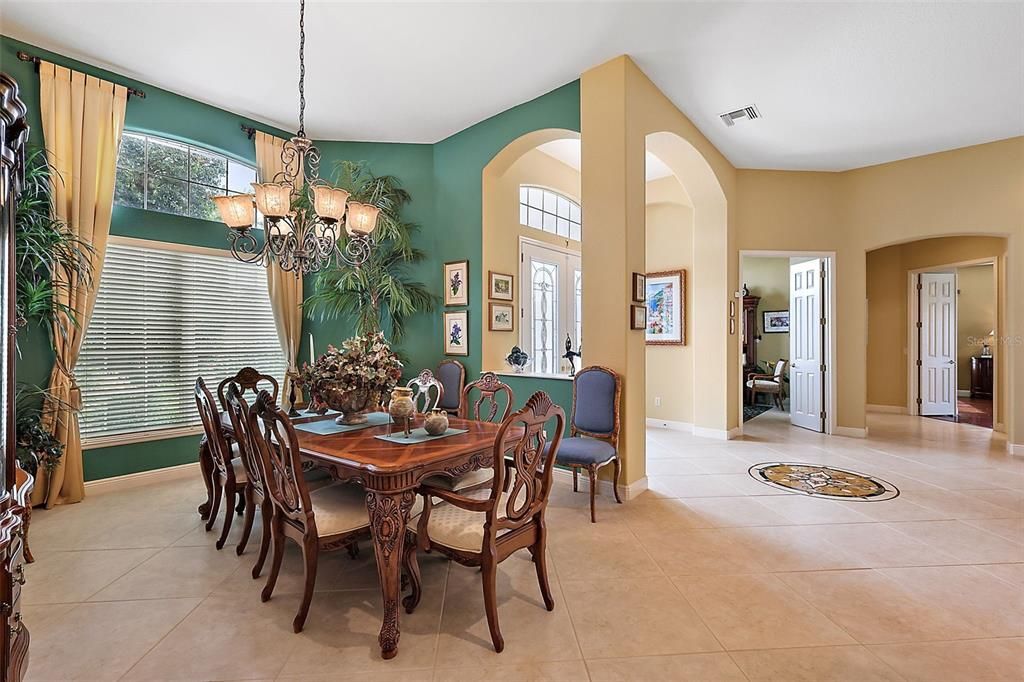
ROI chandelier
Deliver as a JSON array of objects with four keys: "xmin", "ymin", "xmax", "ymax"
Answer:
[{"xmin": 211, "ymin": 0, "xmax": 378, "ymax": 274}]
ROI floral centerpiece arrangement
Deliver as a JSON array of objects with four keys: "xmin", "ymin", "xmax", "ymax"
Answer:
[{"xmin": 298, "ymin": 332, "xmax": 403, "ymax": 425}]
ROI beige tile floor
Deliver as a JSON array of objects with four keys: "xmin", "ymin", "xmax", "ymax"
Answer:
[{"xmin": 24, "ymin": 410, "xmax": 1024, "ymax": 681}]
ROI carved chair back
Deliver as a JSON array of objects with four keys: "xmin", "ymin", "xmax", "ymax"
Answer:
[
  {"xmin": 407, "ymin": 368, "xmax": 444, "ymax": 414},
  {"xmin": 460, "ymin": 371, "xmax": 514, "ymax": 423},
  {"xmin": 436, "ymin": 359, "xmax": 466, "ymax": 413},
  {"xmin": 570, "ymin": 366, "xmax": 622, "ymax": 450},
  {"xmin": 247, "ymin": 390, "xmax": 315, "ymax": 537},
  {"xmin": 773, "ymin": 359, "xmax": 788, "ymax": 379},
  {"xmin": 223, "ymin": 382, "xmax": 265, "ymax": 500},
  {"xmin": 217, "ymin": 367, "xmax": 279, "ymax": 411},
  {"xmin": 486, "ymin": 391, "xmax": 565, "ymax": 535},
  {"xmin": 195, "ymin": 377, "xmax": 235, "ymax": 483}
]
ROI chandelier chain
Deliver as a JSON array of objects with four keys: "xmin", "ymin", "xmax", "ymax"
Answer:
[{"xmin": 297, "ymin": 0, "xmax": 306, "ymax": 137}]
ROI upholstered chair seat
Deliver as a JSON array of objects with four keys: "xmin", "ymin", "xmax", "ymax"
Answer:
[
  {"xmin": 411, "ymin": 488, "xmax": 511, "ymax": 552},
  {"xmin": 745, "ymin": 379, "xmax": 782, "ymax": 392},
  {"xmin": 549, "ymin": 437, "xmax": 616, "ymax": 466},
  {"xmin": 229, "ymin": 456, "xmax": 248, "ymax": 484}
]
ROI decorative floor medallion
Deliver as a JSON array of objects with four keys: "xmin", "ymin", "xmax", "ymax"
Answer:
[{"xmin": 749, "ymin": 462, "xmax": 899, "ymax": 501}]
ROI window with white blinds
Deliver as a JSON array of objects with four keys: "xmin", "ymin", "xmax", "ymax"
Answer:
[{"xmin": 77, "ymin": 238, "xmax": 285, "ymax": 444}]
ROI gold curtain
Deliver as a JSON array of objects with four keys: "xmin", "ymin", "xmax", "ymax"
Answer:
[
  {"xmin": 255, "ymin": 131, "xmax": 304, "ymax": 409},
  {"xmin": 35, "ymin": 63, "xmax": 128, "ymax": 507}
]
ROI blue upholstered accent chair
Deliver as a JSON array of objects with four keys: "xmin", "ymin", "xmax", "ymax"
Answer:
[
  {"xmin": 435, "ymin": 359, "xmax": 465, "ymax": 415},
  {"xmin": 556, "ymin": 365, "xmax": 622, "ymax": 522}
]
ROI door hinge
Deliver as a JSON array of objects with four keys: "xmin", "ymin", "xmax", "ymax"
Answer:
[
  {"xmin": 820, "ymin": 410, "xmax": 826, "ymax": 420},
  {"xmin": 916, "ymin": 321, "xmax": 923, "ymax": 329},
  {"xmin": 820, "ymin": 364, "xmax": 826, "ymax": 372},
  {"xmin": 820, "ymin": 317, "xmax": 826, "ymax": 326},
  {"xmin": 916, "ymin": 398, "xmax": 923, "ymax": 405},
  {"xmin": 916, "ymin": 359, "xmax": 922, "ymax": 367},
  {"xmin": 520, "ymin": 253, "xmax": 524, "ymax": 263},
  {"xmin": 916, "ymin": 281, "xmax": 923, "ymax": 291}
]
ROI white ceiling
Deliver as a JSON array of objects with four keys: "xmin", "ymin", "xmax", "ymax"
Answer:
[
  {"xmin": 536, "ymin": 138, "xmax": 673, "ymax": 182},
  {"xmin": 2, "ymin": 1, "xmax": 1021, "ymax": 170}
]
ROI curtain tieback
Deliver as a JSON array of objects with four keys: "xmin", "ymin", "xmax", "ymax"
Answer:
[{"xmin": 54, "ymin": 357, "xmax": 84, "ymax": 411}]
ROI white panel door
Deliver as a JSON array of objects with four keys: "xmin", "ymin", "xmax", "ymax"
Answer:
[
  {"xmin": 919, "ymin": 272, "xmax": 957, "ymax": 416},
  {"xmin": 790, "ymin": 259, "xmax": 824, "ymax": 432}
]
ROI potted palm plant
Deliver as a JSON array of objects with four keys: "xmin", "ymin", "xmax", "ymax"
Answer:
[{"xmin": 305, "ymin": 161, "xmax": 435, "ymax": 342}]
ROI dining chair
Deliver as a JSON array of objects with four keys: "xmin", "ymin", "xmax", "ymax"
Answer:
[
  {"xmin": 222, "ymin": 382, "xmax": 273, "ymax": 578},
  {"xmin": 217, "ymin": 366, "xmax": 279, "ymax": 411},
  {"xmin": 247, "ymin": 390, "xmax": 420, "ymax": 633},
  {"xmin": 195, "ymin": 377, "xmax": 248, "ymax": 550},
  {"xmin": 746, "ymin": 359, "xmax": 788, "ymax": 409},
  {"xmin": 415, "ymin": 372, "xmax": 514, "ymax": 546},
  {"xmin": 554, "ymin": 365, "xmax": 623, "ymax": 523},
  {"xmin": 408, "ymin": 391, "xmax": 565, "ymax": 653},
  {"xmin": 407, "ymin": 368, "xmax": 444, "ymax": 414},
  {"xmin": 435, "ymin": 359, "xmax": 466, "ymax": 415}
]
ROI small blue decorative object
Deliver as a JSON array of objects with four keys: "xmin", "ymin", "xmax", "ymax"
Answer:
[{"xmin": 505, "ymin": 346, "xmax": 530, "ymax": 373}]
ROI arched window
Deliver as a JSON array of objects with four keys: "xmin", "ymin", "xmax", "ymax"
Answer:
[{"xmin": 519, "ymin": 185, "xmax": 581, "ymax": 241}]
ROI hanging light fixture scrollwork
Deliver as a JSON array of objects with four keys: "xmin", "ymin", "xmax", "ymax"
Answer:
[{"xmin": 211, "ymin": 0, "xmax": 378, "ymax": 273}]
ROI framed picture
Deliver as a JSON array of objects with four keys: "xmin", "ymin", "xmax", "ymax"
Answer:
[
  {"xmin": 488, "ymin": 302, "xmax": 515, "ymax": 331},
  {"xmin": 645, "ymin": 269, "xmax": 686, "ymax": 345},
  {"xmin": 443, "ymin": 311, "xmax": 469, "ymax": 355},
  {"xmin": 444, "ymin": 260, "xmax": 469, "ymax": 306},
  {"xmin": 489, "ymin": 271, "xmax": 514, "ymax": 301},
  {"xmin": 763, "ymin": 310, "xmax": 790, "ymax": 333},
  {"xmin": 632, "ymin": 272, "xmax": 646, "ymax": 302},
  {"xmin": 630, "ymin": 304, "xmax": 646, "ymax": 330}
]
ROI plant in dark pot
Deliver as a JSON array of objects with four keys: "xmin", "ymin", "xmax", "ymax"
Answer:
[{"xmin": 14, "ymin": 384, "xmax": 67, "ymax": 476}]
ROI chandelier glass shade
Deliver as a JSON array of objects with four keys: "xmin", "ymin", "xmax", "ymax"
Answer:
[{"xmin": 211, "ymin": 0, "xmax": 377, "ymax": 274}]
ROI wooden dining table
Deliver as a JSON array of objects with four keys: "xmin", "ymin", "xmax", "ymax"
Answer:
[{"xmin": 196, "ymin": 411, "xmax": 518, "ymax": 660}]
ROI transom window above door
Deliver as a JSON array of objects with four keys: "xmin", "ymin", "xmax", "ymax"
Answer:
[
  {"xmin": 114, "ymin": 132, "xmax": 257, "ymax": 222},
  {"xmin": 519, "ymin": 185, "xmax": 581, "ymax": 241}
]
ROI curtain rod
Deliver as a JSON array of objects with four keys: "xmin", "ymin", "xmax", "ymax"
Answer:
[
  {"xmin": 240, "ymin": 123, "xmax": 256, "ymax": 140},
  {"xmin": 16, "ymin": 50, "xmax": 147, "ymax": 99}
]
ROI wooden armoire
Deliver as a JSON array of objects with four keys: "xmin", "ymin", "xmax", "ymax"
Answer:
[{"xmin": 0, "ymin": 72, "xmax": 31, "ymax": 682}]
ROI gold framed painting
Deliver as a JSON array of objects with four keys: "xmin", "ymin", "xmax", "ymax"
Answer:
[
  {"xmin": 489, "ymin": 271, "xmax": 514, "ymax": 301},
  {"xmin": 443, "ymin": 310, "xmax": 469, "ymax": 355},
  {"xmin": 488, "ymin": 302, "xmax": 515, "ymax": 331},
  {"xmin": 645, "ymin": 269, "xmax": 686, "ymax": 345},
  {"xmin": 444, "ymin": 260, "xmax": 469, "ymax": 306}
]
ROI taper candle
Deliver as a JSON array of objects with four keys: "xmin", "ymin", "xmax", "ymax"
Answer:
[{"xmin": 309, "ymin": 332, "xmax": 315, "ymax": 365}]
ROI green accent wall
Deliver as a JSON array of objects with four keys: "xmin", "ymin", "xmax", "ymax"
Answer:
[{"xmin": 4, "ymin": 34, "xmax": 581, "ymax": 480}]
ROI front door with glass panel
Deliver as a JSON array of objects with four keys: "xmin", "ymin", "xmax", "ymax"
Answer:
[{"xmin": 520, "ymin": 240, "xmax": 581, "ymax": 375}]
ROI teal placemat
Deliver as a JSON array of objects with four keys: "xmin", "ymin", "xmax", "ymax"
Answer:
[
  {"xmin": 374, "ymin": 427, "xmax": 469, "ymax": 444},
  {"xmin": 296, "ymin": 412, "xmax": 392, "ymax": 435}
]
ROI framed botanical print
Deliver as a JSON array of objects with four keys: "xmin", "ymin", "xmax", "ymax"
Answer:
[
  {"xmin": 630, "ymin": 304, "xmax": 647, "ymax": 330},
  {"xmin": 443, "ymin": 310, "xmax": 469, "ymax": 355},
  {"xmin": 763, "ymin": 310, "xmax": 790, "ymax": 333},
  {"xmin": 645, "ymin": 269, "xmax": 686, "ymax": 345},
  {"xmin": 488, "ymin": 302, "xmax": 515, "ymax": 331},
  {"xmin": 489, "ymin": 271, "xmax": 514, "ymax": 301},
  {"xmin": 444, "ymin": 260, "xmax": 469, "ymax": 306},
  {"xmin": 632, "ymin": 272, "xmax": 646, "ymax": 302}
]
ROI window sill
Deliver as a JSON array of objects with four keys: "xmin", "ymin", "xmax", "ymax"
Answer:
[
  {"xmin": 491, "ymin": 370, "xmax": 574, "ymax": 382},
  {"xmin": 82, "ymin": 425, "xmax": 205, "ymax": 450}
]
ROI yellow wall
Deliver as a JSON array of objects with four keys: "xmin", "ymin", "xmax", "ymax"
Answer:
[
  {"xmin": 646, "ymin": 200, "xmax": 694, "ymax": 424},
  {"xmin": 957, "ymin": 264, "xmax": 996, "ymax": 390},
  {"xmin": 741, "ymin": 257, "xmax": 790, "ymax": 368},
  {"xmin": 737, "ymin": 138, "xmax": 1022, "ymax": 444},
  {"xmin": 578, "ymin": 55, "xmax": 1022, "ymax": 475},
  {"xmin": 581, "ymin": 56, "xmax": 738, "ymax": 487},
  {"xmin": 865, "ymin": 237, "xmax": 1006, "ymax": 426},
  {"xmin": 481, "ymin": 147, "xmax": 581, "ymax": 371}
]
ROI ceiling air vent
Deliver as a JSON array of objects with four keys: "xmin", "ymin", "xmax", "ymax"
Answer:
[{"xmin": 720, "ymin": 105, "xmax": 760, "ymax": 127}]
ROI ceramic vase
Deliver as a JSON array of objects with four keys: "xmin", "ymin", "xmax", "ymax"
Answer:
[
  {"xmin": 388, "ymin": 386, "xmax": 415, "ymax": 436},
  {"xmin": 423, "ymin": 408, "xmax": 449, "ymax": 436}
]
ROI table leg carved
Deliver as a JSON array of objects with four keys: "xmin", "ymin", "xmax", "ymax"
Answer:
[
  {"xmin": 365, "ymin": 487, "xmax": 417, "ymax": 659},
  {"xmin": 197, "ymin": 436, "xmax": 215, "ymax": 520}
]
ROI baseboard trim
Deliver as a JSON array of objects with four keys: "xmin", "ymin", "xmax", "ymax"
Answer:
[
  {"xmin": 552, "ymin": 467, "xmax": 647, "ymax": 501},
  {"xmin": 867, "ymin": 404, "xmax": 907, "ymax": 415},
  {"xmin": 645, "ymin": 418, "xmax": 693, "ymax": 432},
  {"xmin": 85, "ymin": 461, "xmax": 200, "ymax": 494},
  {"xmin": 1008, "ymin": 443, "xmax": 1023, "ymax": 457},
  {"xmin": 995, "ymin": 422, "xmax": 1007, "ymax": 434},
  {"xmin": 834, "ymin": 426, "xmax": 868, "ymax": 438},
  {"xmin": 692, "ymin": 425, "xmax": 741, "ymax": 440},
  {"xmin": 957, "ymin": 390, "xmax": 971, "ymax": 398}
]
